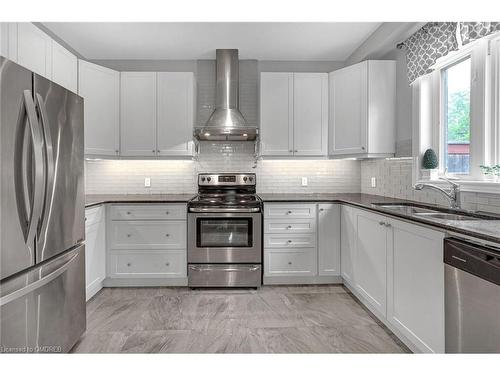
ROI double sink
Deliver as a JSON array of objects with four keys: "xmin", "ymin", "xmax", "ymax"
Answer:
[{"xmin": 371, "ymin": 202, "xmax": 498, "ymax": 222}]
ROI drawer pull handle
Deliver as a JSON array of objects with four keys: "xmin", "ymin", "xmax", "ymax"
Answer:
[
  {"xmin": 287, "ymin": 225, "xmax": 292, "ymax": 229},
  {"xmin": 127, "ymin": 263, "xmax": 131, "ymax": 267},
  {"xmin": 165, "ymin": 234, "xmax": 170, "ymax": 237},
  {"xmin": 288, "ymin": 261, "xmax": 292, "ymax": 265},
  {"xmin": 451, "ymin": 255, "xmax": 467, "ymax": 263}
]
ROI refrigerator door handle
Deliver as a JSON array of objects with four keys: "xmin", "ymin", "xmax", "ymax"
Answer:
[
  {"xmin": 14, "ymin": 90, "xmax": 45, "ymax": 249},
  {"xmin": 0, "ymin": 251, "xmax": 79, "ymax": 307},
  {"xmin": 35, "ymin": 93, "xmax": 55, "ymax": 244}
]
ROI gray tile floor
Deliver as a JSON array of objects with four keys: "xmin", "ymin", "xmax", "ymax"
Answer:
[{"xmin": 71, "ymin": 285, "xmax": 410, "ymax": 353}]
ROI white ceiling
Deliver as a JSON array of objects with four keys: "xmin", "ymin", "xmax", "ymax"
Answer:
[{"xmin": 42, "ymin": 22, "xmax": 382, "ymax": 61}]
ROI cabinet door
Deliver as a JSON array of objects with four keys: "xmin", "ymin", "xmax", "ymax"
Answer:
[
  {"xmin": 120, "ymin": 72, "xmax": 157, "ymax": 156},
  {"xmin": 355, "ymin": 209, "xmax": 387, "ymax": 316},
  {"xmin": 293, "ymin": 73, "xmax": 328, "ymax": 156},
  {"xmin": 157, "ymin": 72, "xmax": 194, "ymax": 156},
  {"xmin": 78, "ymin": 60, "xmax": 120, "ymax": 156},
  {"xmin": 318, "ymin": 203, "xmax": 340, "ymax": 276},
  {"xmin": 17, "ymin": 23, "xmax": 51, "ymax": 77},
  {"xmin": 85, "ymin": 207, "xmax": 106, "ymax": 301},
  {"xmin": 340, "ymin": 205, "xmax": 356, "ymax": 284},
  {"xmin": 329, "ymin": 62, "xmax": 367, "ymax": 155},
  {"xmin": 260, "ymin": 72, "xmax": 294, "ymax": 156},
  {"xmin": 387, "ymin": 219, "xmax": 445, "ymax": 353},
  {"xmin": 0, "ymin": 23, "xmax": 7, "ymax": 57},
  {"xmin": 51, "ymin": 40, "xmax": 77, "ymax": 93}
]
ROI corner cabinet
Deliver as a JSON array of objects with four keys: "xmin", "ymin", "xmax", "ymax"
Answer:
[
  {"xmin": 318, "ymin": 204, "xmax": 340, "ymax": 276},
  {"xmin": 85, "ymin": 205, "xmax": 106, "ymax": 301},
  {"xmin": 341, "ymin": 206, "xmax": 445, "ymax": 353},
  {"xmin": 79, "ymin": 60, "xmax": 120, "ymax": 156},
  {"xmin": 260, "ymin": 72, "xmax": 328, "ymax": 157},
  {"xmin": 120, "ymin": 71, "xmax": 195, "ymax": 157},
  {"xmin": 329, "ymin": 60, "xmax": 396, "ymax": 158}
]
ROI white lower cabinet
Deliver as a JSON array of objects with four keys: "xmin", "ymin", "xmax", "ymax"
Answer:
[
  {"xmin": 355, "ymin": 210, "xmax": 388, "ymax": 316},
  {"xmin": 387, "ymin": 219, "xmax": 445, "ymax": 353},
  {"xmin": 106, "ymin": 204, "xmax": 188, "ymax": 286},
  {"xmin": 263, "ymin": 202, "xmax": 341, "ymax": 284},
  {"xmin": 85, "ymin": 205, "xmax": 106, "ymax": 301},
  {"xmin": 341, "ymin": 206, "xmax": 445, "ymax": 353}
]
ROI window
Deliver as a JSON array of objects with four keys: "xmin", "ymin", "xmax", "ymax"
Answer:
[{"xmin": 442, "ymin": 58, "xmax": 471, "ymax": 174}]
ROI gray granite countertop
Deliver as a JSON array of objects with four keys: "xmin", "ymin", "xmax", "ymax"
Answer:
[
  {"xmin": 85, "ymin": 194, "xmax": 195, "ymax": 208},
  {"xmin": 258, "ymin": 193, "xmax": 500, "ymax": 245}
]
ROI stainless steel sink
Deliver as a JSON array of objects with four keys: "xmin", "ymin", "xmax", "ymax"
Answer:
[{"xmin": 371, "ymin": 202, "xmax": 495, "ymax": 221}]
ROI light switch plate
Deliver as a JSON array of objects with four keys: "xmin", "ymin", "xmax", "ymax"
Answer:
[
  {"xmin": 371, "ymin": 177, "xmax": 376, "ymax": 188},
  {"xmin": 301, "ymin": 177, "xmax": 308, "ymax": 186},
  {"xmin": 144, "ymin": 177, "xmax": 151, "ymax": 187}
]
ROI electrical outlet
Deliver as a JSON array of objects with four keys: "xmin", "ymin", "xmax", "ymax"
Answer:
[
  {"xmin": 371, "ymin": 177, "xmax": 377, "ymax": 188},
  {"xmin": 301, "ymin": 177, "xmax": 308, "ymax": 187},
  {"xmin": 144, "ymin": 177, "xmax": 151, "ymax": 187}
]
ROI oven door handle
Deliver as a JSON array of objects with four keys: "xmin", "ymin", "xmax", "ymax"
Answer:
[
  {"xmin": 189, "ymin": 265, "xmax": 260, "ymax": 272},
  {"xmin": 188, "ymin": 207, "xmax": 261, "ymax": 213}
]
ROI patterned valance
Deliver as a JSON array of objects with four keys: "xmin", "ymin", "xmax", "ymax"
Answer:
[
  {"xmin": 402, "ymin": 22, "xmax": 458, "ymax": 84},
  {"xmin": 460, "ymin": 22, "xmax": 500, "ymax": 45}
]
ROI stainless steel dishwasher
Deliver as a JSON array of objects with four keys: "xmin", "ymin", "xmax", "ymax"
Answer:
[{"xmin": 444, "ymin": 237, "xmax": 500, "ymax": 353}]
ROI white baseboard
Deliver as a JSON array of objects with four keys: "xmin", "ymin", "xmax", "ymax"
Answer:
[
  {"xmin": 263, "ymin": 275, "xmax": 342, "ymax": 285},
  {"xmin": 103, "ymin": 277, "xmax": 188, "ymax": 287},
  {"xmin": 86, "ymin": 278, "xmax": 104, "ymax": 301}
]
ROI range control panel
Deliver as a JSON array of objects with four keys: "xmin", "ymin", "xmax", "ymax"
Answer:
[{"xmin": 198, "ymin": 173, "xmax": 256, "ymax": 186}]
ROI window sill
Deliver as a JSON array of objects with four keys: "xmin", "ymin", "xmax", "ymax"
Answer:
[{"xmin": 416, "ymin": 179, "xmax": 500, "ymax": 194}]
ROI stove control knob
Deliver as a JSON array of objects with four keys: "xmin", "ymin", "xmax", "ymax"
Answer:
[
  {"xmin": 243, "ymin": 176, "xmax": 248, "ymax": 182},
  {"xmin": 249, "ymin": 176, "xmax": 253, "ymax": 182},
  {"xmin": 207, "ymin": 177, "xmax": 211, "ymax": 182},
  {"xmin": 201, "ymin": 177, "xmax": 206, "ymax": 182}
]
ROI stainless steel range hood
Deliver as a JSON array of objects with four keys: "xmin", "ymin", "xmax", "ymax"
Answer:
[{"xmin": 194, "ymin": 49, "xmax": 258, "ymax": 141}]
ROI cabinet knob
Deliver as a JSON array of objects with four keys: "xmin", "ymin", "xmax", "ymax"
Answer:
[
  {"xmin": 319, "ymin": 208, "xmax": 324, "ymax": 212},
  {"xmin": 287, "ymin": 239, "xmax": 292, "ymax": 243},
  {"xmin": 115, "ymin": 150, "xmax": 119, "ymax": 154},
  {"xmin": 385, "ymin": 223, "xmax": 392, "ymax": 228},
  {"xmin": 165, "ymin": 262, "xmax": 170, "ymax": 266},
  {"xmin": 379, "ymin": 221, "xmax": 385, "ymax": 226},
  {"xmin": 294, "ymin": 150, "xmax": 298, "ymax": 153},
  {"xmin": 287, "ymin": 225, "xmax": 292, "ymax": 229},
  {"xmin": 85, "ymin": 217, "xmax": 87, "ymax": 221},
  {"xmin": 152, "ymin": 150, "xmax": 155, "ymax": 153},
  {"xmin": 165, "ymin": 233, "xmax": 170, "ymax": 237},
  {"xmin": 287, "ymin": 210, "xmax": 292, "ymax": 215},
  {"xmin": 289, "ymin": 150, "xmax": 293, "ymax": 153},
  {"xmin": 127, "ymin": 234, "xmax": 132, "ymax": 237},
  {"xmin": 288, "ymin": 261, "xmax": 292, "ymax": 265},
  {"xmin": 127, "ymin": 211, "xmax": 131, "ymax": 215},
  {"xmin": 165, "ymin": 211, "xmax": 169, "ymax": 215},
  {"xmin": 127, "ymin": 263, "xmax": 131, "ymax": 267},
  {"xmin": 361, "ymin": 146, "xmax": 365, "ymax": 150}
]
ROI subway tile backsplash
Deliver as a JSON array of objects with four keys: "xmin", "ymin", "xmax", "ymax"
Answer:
[
  {"xmin": 361, "ymin": 158, "xmax": 500, "ymax": 215},
  {"xmin": 85, "ymin": 145, "xmax": 361, "ymax": 195}
]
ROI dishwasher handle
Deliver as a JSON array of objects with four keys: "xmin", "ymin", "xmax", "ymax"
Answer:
[{"xmin": 444, "ymin": 238, "xmax": 500, "ymax": 286}]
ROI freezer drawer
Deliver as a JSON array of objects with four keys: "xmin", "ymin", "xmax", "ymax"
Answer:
[{"xmin": 0, "ymin": 245, "xmax": 86, "ymax": 353}]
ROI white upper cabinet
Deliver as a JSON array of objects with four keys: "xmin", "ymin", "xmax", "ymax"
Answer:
[
  {"xmin": 120, "ymin": 72, "xmax": 158, "ymax": 157},
  {"xmin": 317, "ymin": 203, "xmax": 340, "ymax": 276},
  {"xmin": 79, "ymin": 60, "xmax": 120, "ymax": 156},
  {"xmin": 16, "ymin": 22, "xmax": 52, "ymax": 78},
  {"xmin": 0, "ymin": 23, "xmax": 7, "ymax": 57},
  {"xmin": 293, "ymin": 73, "xmax": 328, "ymax": 156},
  {"xmin": 51, "ymin": 40, "xmax": 77, "ymax": 93},
  {"xmin": 157, "ymin": 72, "xmax": 194, "ymax": 156},
  {"xmin": 260, "ymin": 72, "xmax": 328, "ymax": 157},
  {"xmin": 260, "ymin": 72, "xmax": 294, "ymax": 156},
  {"xmin": 329, "ymin": 60, "xmax": 396, "ymax": 157}
]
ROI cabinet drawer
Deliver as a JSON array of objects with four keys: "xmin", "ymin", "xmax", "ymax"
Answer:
[
  {"xmin": 264, "ymin": 233, "xmax": 316, "ymax": 248},
  {"xmin": 264, "ymin": 204, "xmax": 316, "ymax": 219},
  {"xmin": 109, "ymin": 220, "xmax": 186, "ymax": 250},
  {"xmin": 111, "ymin": 251, "xmax": 186, "ymax": 278},
  {"xmin": 264, "ymin": 218, "xmax": 316, "ymax": 234},
  {"xmin": 85, "ymin": 205, "xmax": 104, "ymax": 227},
  {"xmin": 110, "ymin": 204, "xmax": 186, "ymax": 220},
  {"xmin": 264, "ymin": 248, "xmax": 317, "ymax": 277}
]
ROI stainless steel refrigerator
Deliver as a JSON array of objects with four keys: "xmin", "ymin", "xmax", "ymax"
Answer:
[{"xmin": 0, "ymin": 57, "xmax": 86, "ymax": 353}]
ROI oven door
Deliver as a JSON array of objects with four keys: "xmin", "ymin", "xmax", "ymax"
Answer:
[{"xmin": 188, "ymin": 212, "xmax": 262, "ymax": 263}]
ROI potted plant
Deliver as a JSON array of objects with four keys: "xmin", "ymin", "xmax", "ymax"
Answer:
[
  {"xmin": 421, "ymin": 149, "xmax": 439, "ymax": 180},
  {"xmin": 480, "ymin": 165, "xmax": 500, "ymax": 182}
]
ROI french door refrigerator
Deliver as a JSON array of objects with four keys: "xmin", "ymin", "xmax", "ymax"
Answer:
[{"xmin": 0, "ymin": 57, "xmax": 86, "ymax": 353}]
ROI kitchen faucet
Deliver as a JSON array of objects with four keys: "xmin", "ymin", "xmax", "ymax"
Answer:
[{"xmin": 414, "ymin": 177, "xmax": 461, "ymax": 209}]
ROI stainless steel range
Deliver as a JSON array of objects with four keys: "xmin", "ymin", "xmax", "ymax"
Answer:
[{"xmin": 187, "ymin": 173, "xmax": 262, "ymax": 287}]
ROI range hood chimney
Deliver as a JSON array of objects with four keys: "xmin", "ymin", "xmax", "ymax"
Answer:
[{"xmin": 194, "ymin": 49, "xmax": 258, "ymax": 141}]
